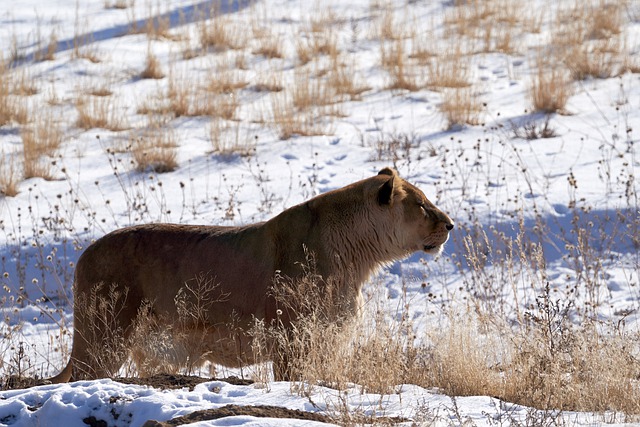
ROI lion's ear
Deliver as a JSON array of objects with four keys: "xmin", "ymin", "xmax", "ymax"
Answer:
[
  {"xmin": 378, "ymin": 167, "xmax": 396, "ymax": 177},
  {"xmin": 377, "ymin": 176, "xmax": 395, "ymax": 205}
]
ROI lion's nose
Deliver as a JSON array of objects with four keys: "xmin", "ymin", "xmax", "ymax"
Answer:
[{"xmin": 445, "ymin": 223, "xmax": 454, "ymax": 231}]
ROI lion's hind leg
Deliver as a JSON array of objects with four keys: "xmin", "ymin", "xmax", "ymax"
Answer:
[{"xmin": 69, "ymin": 282, "xmax": 138, "ymax": 380}]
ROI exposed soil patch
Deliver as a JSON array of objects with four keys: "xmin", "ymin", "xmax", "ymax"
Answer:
[
  {"xmin": 1, "ymin": 373, "xmax": 252, "ymax": 391},
  {"xmin": 112, "ymin": 373, "xmax": 253, "ymax": 391},
  {"xmin": 141, "ymin": 404, "xmax": 332, "ymax": 426}
]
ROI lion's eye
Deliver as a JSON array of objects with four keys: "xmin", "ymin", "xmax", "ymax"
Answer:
[{"xmin": 419, "ymin": 204, "xmax": 428, "ymax": 216}]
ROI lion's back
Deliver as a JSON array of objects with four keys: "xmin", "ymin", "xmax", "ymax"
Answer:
[{"xmin": 74, "ymin": 223, "xmax": 273, "ymax": 312}]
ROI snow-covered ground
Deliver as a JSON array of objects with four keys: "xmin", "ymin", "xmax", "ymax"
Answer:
[
  {"xmin": 1, "ymin": 378, "xmax": 632, "ymax": 427},
  {"xmin": 0, "ymin": 0, "xmax": 639, "ymax": 425}
]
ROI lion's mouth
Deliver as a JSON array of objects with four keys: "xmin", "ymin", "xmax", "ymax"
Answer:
[{"xmin": 423, "ymin": 242, "xmax": 446, "ymax": 254}]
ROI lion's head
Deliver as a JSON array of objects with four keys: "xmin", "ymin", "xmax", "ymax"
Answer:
[{"xmin": 375, "ymin": 167, "xmax": 453, "ymax": 256}]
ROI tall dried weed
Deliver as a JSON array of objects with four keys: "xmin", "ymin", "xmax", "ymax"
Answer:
[
  {"xmin": 440, "ymin": 88, "xmax": 483, "ymax": 129},
  {"xmin": 75, "ymin": 95, "xmax": 128, "ymax": 131},
  {"xmin": 20, "ymin": 112, "xmax": 63, "ymax": 180},
  {"xmin": 529, "ymin": 56, "xmax": 573, "ymax": 113},
  {"xmin": 130, "ymin": 116, "xmax": 178, "ymax": 173}
]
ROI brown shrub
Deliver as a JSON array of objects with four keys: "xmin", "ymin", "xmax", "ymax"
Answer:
[
  {"xmin": 75, "ymin": 95, "xmax": 128, "ymax": 131},
  {"xmin": 141, "ymin": 47, "xmax": 164, "ymax": 80},
  {"xmin": 21, "ymin": 111, "xmax": 63, "ymax": 179},
  {"xmin": 440, "ymin": 88, "xmax": 483, "ymax": 129},
  {"xmin": 130, "ymin": 116, "xmax": 178, "ymax": 173},
  {"xmin": 0, "ymin": 153, "xmax": 20, "ymax": 197},
  {"xmin": 529, "ymin": 58, "xmax": 573, "ymax": 113}
]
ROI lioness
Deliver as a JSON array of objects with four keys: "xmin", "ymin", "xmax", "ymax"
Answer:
[{"xmin": 49, "ymin": 167, "xmax": 453, "ymax": 383}]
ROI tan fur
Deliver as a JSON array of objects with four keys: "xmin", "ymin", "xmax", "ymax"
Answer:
[{"xmin": 49, "ymin": 168, "xmax": 453, "ymax": 382}]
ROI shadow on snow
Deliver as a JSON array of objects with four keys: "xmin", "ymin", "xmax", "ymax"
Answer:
[{"xmin": 14, "ymin": 0, "xmax": 256, "ymax": 65}]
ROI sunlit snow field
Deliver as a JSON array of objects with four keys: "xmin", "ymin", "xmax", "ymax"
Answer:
[{"xmin": 0, "ymin": 0, "xmax": 639, "ymax": 425}]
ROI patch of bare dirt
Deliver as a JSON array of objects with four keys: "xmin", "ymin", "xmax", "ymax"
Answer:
[
  {"xmin": 142, "ymin": 404, "xmax": 332, "ymax": 426},
  {"xmin": 112, "ymin": 373, "xmax": 253, "ymax": 391},
  {"xmin": 1, "ymin": 373, "xmax": 252, "ymax": 391}
]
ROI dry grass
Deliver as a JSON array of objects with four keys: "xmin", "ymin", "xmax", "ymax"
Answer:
[
  {"xmin": 252, "ymin": 72, "xmax": 284, "ymax": 93},
  {"xmin": 11, "ymin": 69, "xmax": 39, "ymax": 97},
  {"xmin": 552, "ymin": 0, "xmax": 629, "ymax": 80},
  {"xmin": 33, "ymin": 28, "xmax": 58, "ymax": 62},
  {"xmin": 246, "ymin": 227, "xmax": 640, "ymax": 414},
  {"xmin": 252, "ymin": 30, "xmax": 284, "ymax": 59},
  {"xmin": 163, "ymin": 64, "xmax": 242, "ymax": 119},
  {"xmin": 289, "ymin": 67, "xmax": 343, "ymax": 120},
  {"xmin": 621, "ymin": 47, "xmax": 640, "ymax": 74},
  {"xmin": 440, "ymin": 88, "xmax": 484, "ymax": 129},
  {"xmin": 0, "ymin": 64, "xmax": 34, "ymax": 126},
  {"xmin": 425, "ymin": 47, "xmax": 471, "ymax": 90},
  {"xmin": 482, "ymin": 22, "xmax": 518, "ymax": 54},
  {"xmin": 140, "ymin": 46, "xmax": 164, "ymax": 80},
  {"xmin": 72, "ymin": 284, "xmax": 130, "ymax": 379},
  {"xmin": 251, "ymin": 310, "xmax": 413, "ymax": 394},
  {"xmin": 440, "ymin": 0, "xmax": 532, "ymax": 55},
  {"xmin": 444, "ymin": 0, "xmax": 496, "ymax": 39},
  {"xmin": 9, "ymin": 97, "xmax": 30, "ymax": 126},
  {"xmin": 21, "ymin": 129, "xmax": 51, "ymax": 180},
  {"xmin": 422, "ymin": 314, "xmax": 503, "ymax": 397},
  {"xmin": 410, "ymin": 27, "xmax": 438, "ymax": 65},
  {"xmin": 104, "ymin": 0, "xmax": 131, "ymax": 9},
  {"xmin": 136, "ymin": 92, "xmax": 170, "ymax": 116},
  {"xmin": 20, "ymin": 111, "xmax": 63, "ymax": 179},
  {"xmin": 371, "ymin": 2, "xmax": 407, "ymax": 41},
  {"xmin": 270, "ymin": 90, "xmax": 331, "ymax": 140},
  {"xmin": 529, "ymin": 57, "xmax": 573, "ymax": 113},
  {"xmin": 0, "ymin": 59, "xmax": 11, "ymax": 126},
  {"xmin": 198, "ymin": 11, "xmax": 244, "ymax": 53},
  {"xmin": 75, "ymin": 94, "xmax": 128, "ymax": 131},
  {"xmin": 206, "ymin": 57, "xmax": 248, "ymax": 94},
  {"xmin": 130, "ymin": 116, "xmax": 178, "ymax": 173},
  {"xmin": 295, "ymin": 40, "xmax": 313, "ymax": 67},
  {"xmin": 564, "ymin": 38, "xmax": 622, "ymax": 80},
  {"xmin": 72, "ymin": 2, "xmax": 102, "ymax": 64},
  {"xmin": 328, "ymin": 55, "xmax": 371, "ymax": 101},
  {"xmin": 84, "ymin": 76, "xmax": 114, "ymax": 97},
  {"xmin": 205, "ymin": 60, "xmax": 244, "ymax": 121},
  {"xmin": 381, "ymin": 39, "xmax": 420, "ymax": 92},
  {"xmin": 506, "ymin": 324, "xmax": 640, "ymax": 412},
  {"xmin": 296, "ymin": 27, "xmax": 338, "ymax": 66},
  {"xmin": 510, "ymin": 115, "xmax": 558, "ymax": 140},
  {"xmin": 0, "ymin": 153, "xmax": 20, "ymax": 197},
  {"xmin": 421, "ymin": 307, "xmax": 640, "ymax": 413},
  {"xmin": 291, "ymin": 68, "xmax": 327, "ymax": 111},
  {"xmin": 166, "ymin": 68, "xmax": 193, "ymax": 117},
  {"xmin": 588, "ymin": 0, "xmax": 623, "ymax": 40},
  {"xmin": 208, "ymin": 118, "xmax": 255, "ymax": 157},
  {"xmin": 128, "ymin": 2, "xmax": 181, "ymax": 41},
  {"xmin": 270, "ymin": 91, "xmax": 308, "ymax": 140},
  {"xmin": 142, "ymin": 10, "xmax": 171, "ymax": 40},
  {"xmin": 128, "ymin": 289, "xmax": 220, "ymax": 377},
  {"xmin": 302, "ymin": 16, "xmax": 339, "ymax": 61},
  {"xmin": 167, "ymin": 67, "xmax": 213, "ymax": 117},
  {"xmin": 211, "ymin": 91, "xmax": 240, "ymax": 122},
  {"xmin": 199, "ymin": 14, "xmax": 231, "ymax": 52}
]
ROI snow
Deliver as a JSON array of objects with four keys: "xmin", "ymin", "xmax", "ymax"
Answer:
[
  {"xmin": 0, "ymin": 0, "xmax": 639, "ymax": 425},
  {"xmin": 0, "ymin": 379, "xmax": 626, "ymax": 427}
]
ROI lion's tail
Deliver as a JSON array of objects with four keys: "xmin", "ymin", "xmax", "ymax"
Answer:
[{"xmin": 46, "ymin": 359, "xmax": 73, "ymax": 383}]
